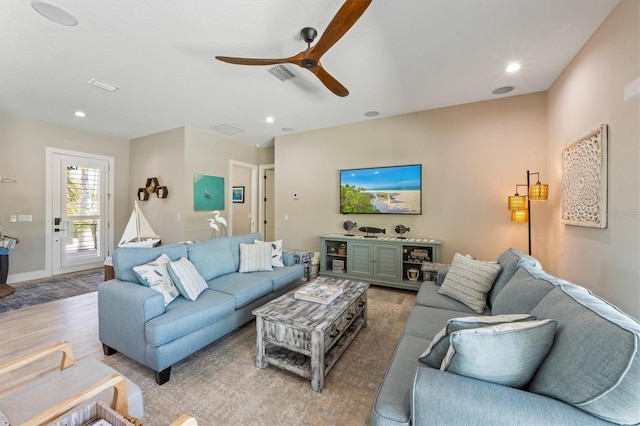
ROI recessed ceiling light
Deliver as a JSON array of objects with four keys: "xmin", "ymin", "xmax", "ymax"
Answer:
[
  {"xmin": 265, "ymin": 116, "xmax": 275, "ymax": 124},
  {"xmin": 88, "ymin": 79, "xmax": 119, "ymax": 92},
  {"xmin": 506, "ymin": 63, "xmax": 521, "ymax": 73},
  {"xmin": 492, "ymin": 86, "xmax": 514, "ymax": 95},
  {"xmin": 74, "ymin": 111, "xmax": 86, "ymax": 118},
  {"xmin": 364, "ymin": 111, "xmax": 379, "ymax": 117},
  {"xmin": 31, "ymin": 1, "xmax": 78, "ymax": 26}
]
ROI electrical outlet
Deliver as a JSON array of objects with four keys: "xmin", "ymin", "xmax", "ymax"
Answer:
[{"xmin": 9, "ymin": 215, "xmax": 17, "ymax": 223}]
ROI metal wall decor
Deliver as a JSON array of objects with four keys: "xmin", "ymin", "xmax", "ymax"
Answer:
[{"xmin": 562, "ymin": 124, "xmax": 608, "ymax": 228}]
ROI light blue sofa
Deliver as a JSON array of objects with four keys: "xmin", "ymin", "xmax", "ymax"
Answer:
[
  {"xmin": 98, "ymin": 232, "xmax": 304, "ymax": 385},
  {"xmin": 372, "ymin": 248, "xmax": 640, "ymax": 426}
]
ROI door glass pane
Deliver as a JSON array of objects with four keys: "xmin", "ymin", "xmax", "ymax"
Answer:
[{"xmin": 65, "ymin": 166, "xmax": 101, "ymax": 258}]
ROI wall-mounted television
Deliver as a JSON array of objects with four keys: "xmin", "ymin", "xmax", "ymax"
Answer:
[{"xmin": 340, "ymin": 164, "xmax": 422, "ymax": 214}]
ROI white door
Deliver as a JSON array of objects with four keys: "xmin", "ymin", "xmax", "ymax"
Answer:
[{"xmin": 51, "ymin": 152, "xmax": 110, "ymax": 274}]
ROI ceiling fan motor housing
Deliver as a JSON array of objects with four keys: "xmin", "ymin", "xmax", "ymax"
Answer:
[{"xmin": 301, "ymin": 27, "xmax": 318, "ymax": 44}]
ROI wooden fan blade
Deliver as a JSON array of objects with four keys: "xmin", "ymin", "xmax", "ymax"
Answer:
[
  {"xmin": 309, "ymin": 0, "xmax": 372, "ymax": 60},
  {"xmin": 311, "ymin": 64, "xmax": 349, "ymax": 97},
  {"xmin": 215, "ymin": 56, "xmax": 289, "ymax": 66}
]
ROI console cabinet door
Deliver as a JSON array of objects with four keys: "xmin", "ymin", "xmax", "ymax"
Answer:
[
  {"xmin": 348, "ymin": 241, "xmax": 373, "ymax": 278},
  {"xmin": 373, "ymin": 244, "xmax": 401, "ymax": 281}
]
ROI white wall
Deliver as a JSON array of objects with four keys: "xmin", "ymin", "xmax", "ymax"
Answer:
[
  {"xmin": 274, "ymin": 92, "xmax": 548, "ymax": 266},
  {"xmin": 546, "ymin": 0, "xmax": 639, "ymax": 318}
]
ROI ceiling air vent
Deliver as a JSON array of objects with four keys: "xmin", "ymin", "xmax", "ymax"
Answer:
[
  {"xmin": 267, "ymin": 65, "xmax": 296, "ymax": 81},
  {"xmin": 211, "ymin": 124, "xmax": 245, "ymax": 135}
]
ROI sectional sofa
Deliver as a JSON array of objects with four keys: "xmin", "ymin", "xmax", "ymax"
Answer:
[
  {"xmin": 98, "ymin": 232, "xmax": 304, "ymax": 384},
  {"xmin": 372, "ymin": 248, "xmax": 640, "ymax": 426}
]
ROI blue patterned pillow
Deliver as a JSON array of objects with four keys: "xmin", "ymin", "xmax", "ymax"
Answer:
[
  {"xmin": 168, "ymin": 257, "xmax": 208, "ymax": 301},
  {"xmin": 132, "ymin": 253, "xmax": 180, "ymax": 306},
  {"xmin": 441, "ymin": 319, "xmax": 557, "ymax": 389}
]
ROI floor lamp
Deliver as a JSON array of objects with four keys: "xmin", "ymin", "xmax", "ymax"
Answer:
[{"xmin": 508, "ymin": 170, "xmax": 548, "ymax": 255}]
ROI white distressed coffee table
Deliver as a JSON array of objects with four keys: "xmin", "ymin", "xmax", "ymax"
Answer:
[{"xmin": 252, "ymin": 276, "xmax": 369, "ymax": 392}]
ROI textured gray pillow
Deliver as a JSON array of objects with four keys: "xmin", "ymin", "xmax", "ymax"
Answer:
[
  {"xmin": 441, "ymin": 319, "xmax": 558, "ymax": 388},
  {"xmin": 491, "ymin": 266, "xmax": 558, "ymax": 314},
  {"xmin": 419, "ymin": 314, "xmax": 536, "ymax": 368},
  {"xmin": 438, "ymin": 253, "xmax": 501, "ymax": 313},
  {"xmin": 530, "ymin": 283, "xmax": 640, "ymax": 424}
]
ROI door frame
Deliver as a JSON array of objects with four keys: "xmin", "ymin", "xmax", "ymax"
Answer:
[
  {"xmin": 258, "ymin": 164, "xmax": 275, "ymax": 239},
  {"xmin": 45, "ymin": 147, "xmax": 115, "ymax": 276},
  {"xmin": 228, "ymin": 160, "xmax": 258, "ymax": 235}
]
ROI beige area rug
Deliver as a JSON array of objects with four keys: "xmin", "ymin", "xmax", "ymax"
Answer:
[{"xmin": 101, "ymin": 286, "xmax": 416, "ymax": 425}]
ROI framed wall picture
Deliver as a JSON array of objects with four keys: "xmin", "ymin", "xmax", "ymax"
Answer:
[
  {"xmin": 194, "ymin": 174, "xmax": 225, "ymax": 211},
  {"xmin": 561, "ymin": 124, "xmax": 608, "ymax": 228},
  {"xmin": 232, "ymin": 186, "xmax": 245, "ymax": 203}
]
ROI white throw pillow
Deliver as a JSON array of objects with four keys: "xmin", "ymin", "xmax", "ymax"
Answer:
[
  {"xmin": 254, "ymin": 239, "xmax": 284, "ymax": 267},
  {"xmin": 441, "ymin": 319, "xmax": 558, "ymax": 389},
  {"xmin": 239, "ymin": 243, "xmax": 273, "ymax": 273},
  {"xmin": 419, "ymin": 314, "xmax": 536, "ymax": 368},
  {"xmin": 438, "ymin": 253, "xmax": 501, "ymax": 313},
  {"xmin": 168, "ymin": 257, "xmax": 208, "ymax": 301},
  {"xmin": 132, "ymin": 253, "xmax": 180, "ymax": 306}
]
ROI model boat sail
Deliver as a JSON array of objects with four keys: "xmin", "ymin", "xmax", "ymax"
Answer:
[{"xmin": 118, "ymin": 200, "xmax": 160, "ymax": 247}]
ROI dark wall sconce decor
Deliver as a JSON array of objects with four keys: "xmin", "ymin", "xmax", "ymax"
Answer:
[
  {"xmin": 137, "ymin": 187, "xmax": 149, "ymax": 201},
  {"xmin": 138, "ymin": 177, "xmax": 168, "ymax": 201},
  {"xmin": 145, "ymin": 177, "xmax": 159, "ymax": 194},
  {"xmin": 157, "ymin": 186, "xmax": 168, "ymax": 199}
]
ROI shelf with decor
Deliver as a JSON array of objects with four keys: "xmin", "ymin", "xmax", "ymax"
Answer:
[{"xmin": 319, "ymin": 235, "xmax": 442, "ymax": 291}]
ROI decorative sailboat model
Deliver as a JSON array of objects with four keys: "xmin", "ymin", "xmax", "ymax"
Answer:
[{"xmin": 118, "ymin": 200, "xmax": 161, "ymax": 248}]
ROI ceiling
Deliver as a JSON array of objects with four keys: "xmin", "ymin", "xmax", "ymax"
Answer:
[{"xmin": 0, "ymin": 0, "xmax": 620, "ymax": 147}]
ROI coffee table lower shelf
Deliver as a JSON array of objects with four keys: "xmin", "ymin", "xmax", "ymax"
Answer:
[{"xmin": 263, "ymin": 316, "xmax": 366, "ymax": 382}]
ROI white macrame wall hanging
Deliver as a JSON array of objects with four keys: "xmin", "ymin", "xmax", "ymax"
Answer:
[{"xmin": 561, "ymin": 124, "xmax": 608, "ymax": 228}]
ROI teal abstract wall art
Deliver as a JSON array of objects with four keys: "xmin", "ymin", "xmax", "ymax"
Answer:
[{"xmin": 194, "ymin": 174, "xmax": 225, "ymax": 211}]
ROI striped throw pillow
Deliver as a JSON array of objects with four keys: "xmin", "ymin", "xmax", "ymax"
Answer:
[
  {"xmin": 238, "ymin": 243, "xmax": 273, "ymax": 273},
  {"xmin": 168, "ymin": 257, "xmax": 208, "ymax": 301},
  {"xmin": 438, "ymin": 253, "xmax": 501, "ymax": 313}
]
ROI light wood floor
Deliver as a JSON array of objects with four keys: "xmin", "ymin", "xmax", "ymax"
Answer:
[{"xmin": 0, "ymin": 292, "xmax": 103, "ymax": 397}]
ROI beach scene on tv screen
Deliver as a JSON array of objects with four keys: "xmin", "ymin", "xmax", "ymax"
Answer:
[{"xmin": 340, "ymin": 165, "xmax": 421, "ymax": 214}]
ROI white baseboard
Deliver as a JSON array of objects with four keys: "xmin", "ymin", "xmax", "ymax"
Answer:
[{"xmin": 7, "ymin": 269, "xmax": 50, "ymax": 284}]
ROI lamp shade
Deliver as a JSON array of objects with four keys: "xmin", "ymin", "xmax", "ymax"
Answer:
[
  {"xmin": 511, "ymin": 209, "xmax": 528, "ymax": 223},
  {"xmin": 529, "ymin": 183, "xmax": 549, "ymax": 200},
  {"xmin": 508, "ymin": 195, "xmax": 527, "ymax": 210}
]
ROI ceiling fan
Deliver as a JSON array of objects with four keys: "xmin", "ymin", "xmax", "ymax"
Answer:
[{"xmin": 215, "ymin": 0, "xmax": 372, "ymax": 97}]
